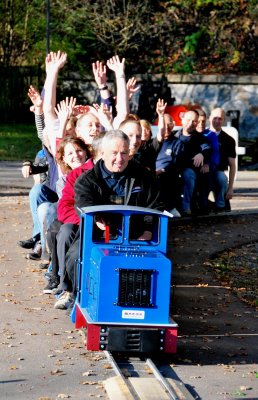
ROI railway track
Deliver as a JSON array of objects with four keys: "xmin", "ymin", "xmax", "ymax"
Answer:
[{"xmin": 103, "ymin": 351, "xmax": 196, "ymax": 400}]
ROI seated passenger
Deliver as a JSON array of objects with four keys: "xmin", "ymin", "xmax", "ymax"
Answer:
[
  {"xmin": 136, "ymin": 99, "xmax": 167, "ymax": 172},
  {"xmin": 195, "ymin": 109, "xmax": 219, "ymax": 213},
  {"xmin": 43, "ymin": 134, "xmax": 104, "ymax": 296},
  {"xmin": 156, "ymin": 110, "xmax": 211, "ymax": 217},
  {"xmin": 119, "ymin": 98, "xmax": 166, "ymax": 171},
  {"xmin": 55, "ymin": 130, "xmax": 163, "ymax": 311}
]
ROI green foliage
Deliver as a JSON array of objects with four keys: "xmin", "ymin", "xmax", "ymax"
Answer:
[
  {"xmin": 0, "ymin": 124, "xmax": 41, "ymax": 161},
  {"xmin": 196, "ymin": 0, "xmax": 218, "ymax": 5},
  {"xmin": 173, "ymin": 57, "xmax": 194, "ymax": 73},
  {"xmin": 1, "ymin": 0, "xmax": 258, "ymax": 74},
  {"xmin": 183, "ymin": 30, "xmax": 206, "ymax": 55}
]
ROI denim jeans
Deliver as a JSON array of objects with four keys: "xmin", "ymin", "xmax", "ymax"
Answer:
[
  {"xmin": 211, "ymin": 171, "xmax": 228, "ymax": 208},
  {"xmin": 37, "ymin": 202, "xmax": 58, "ymax": 259},
  {"xmin": 181, "ymin": 168, "xmax": 197, "ymax": 212},
  {"xmin": 29, "ymin": 183, "xmax": 58, "ymax": 243}
]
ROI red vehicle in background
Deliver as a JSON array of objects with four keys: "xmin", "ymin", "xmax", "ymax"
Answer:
[{"xmin": 153, "ymin": 104, "xmax": 203, "ymax": 127}]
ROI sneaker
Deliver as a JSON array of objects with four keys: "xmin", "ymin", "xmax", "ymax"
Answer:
[
  {"xmin": 44, "ymin": 272, "xmax": 52, "ymax": 280},
  {"xmin": 44, "ymin": 264, "xmax": 53, "ymax": 280},
  {"xmin": 52, "ymin": 282, "xmax": 68, "ymax": 295},
  {"xmin": 52, "ymin": 287, "xmax": 64, "ymax": 296},
  {"xmin": 168, "ymin": 208, "xmax": 181, "ymax": 218},
  {"xmin": 54, "ymin": 291, "xmax": 73, "ymax": 310},
  {"xmin": 39, "ymin": 262, "xmax": 50, "ymax": 270},
  {"xmin": 26, "ymin": 241, "xmax": 42, "ymax": 260},
  {"xmin": 43, "ymin": 277, "xmax": 60, "ymax": 294},
  {"xmin": 18, "ymin": 235, "xmax": 40, "ymax": 249}
]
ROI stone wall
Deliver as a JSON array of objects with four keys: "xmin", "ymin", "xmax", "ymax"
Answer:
[
  {"xmin": 61, "ymin": 73, "xmax": 258, "ymax": 140},
  {"xmin": 163, "ymin": 74, "xmax": 258, "ymax": 140}
]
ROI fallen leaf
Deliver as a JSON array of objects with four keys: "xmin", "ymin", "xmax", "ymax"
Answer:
[
  {"xmin": 50, "ymin": 369, "xmax": 66, "ymax": 376},
  {"xmin": 82, "ymin": 370, "xmax": 95, "ymax": 376},
  {"xmin": 38, "ymin": 397, "xmax": 53, "ymax": 400},
  {"xmin": 102, "ymin": 363, "xmax": 112, "ymax": 369},
  {"xmin": 240, "ymin": 386, "xmax": 252, "ymax": 391}
]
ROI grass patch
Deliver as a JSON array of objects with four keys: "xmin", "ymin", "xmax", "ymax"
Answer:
[
  {"xmin": 209, "ymin": 244, "xmax": 258, "ymax": 308},
  {"xmin": 0, "ymin": 123, "xmax": 42, "ymax": 161}
]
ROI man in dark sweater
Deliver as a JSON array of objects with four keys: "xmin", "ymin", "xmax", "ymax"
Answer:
[
  {"xmin": 209, "ymin": 107, "xmax": 236, "ymax": 211},
  {"xmin": 156, "ymin": 110, "xmax": 210, "ymax": 216}
]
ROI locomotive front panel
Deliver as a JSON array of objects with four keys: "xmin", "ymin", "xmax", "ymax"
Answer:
[{"xmin": 85, "ymin": 246, "xmax": 172, "ymax": 325}]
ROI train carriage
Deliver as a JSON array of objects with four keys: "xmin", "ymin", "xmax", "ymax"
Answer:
[{"xmin": 72, "ymin": 205, "xmax": 178, "ymax": 353}]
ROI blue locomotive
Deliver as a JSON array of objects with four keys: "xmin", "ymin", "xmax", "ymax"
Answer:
[{"xmin": 72, "ymin": 205, "xmax": 178, "ymax": 353}]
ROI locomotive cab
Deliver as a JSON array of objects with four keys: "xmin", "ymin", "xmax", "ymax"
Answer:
[{"xmin": 73, "ymin": 205, "xmax": 178, "ymax": 353}]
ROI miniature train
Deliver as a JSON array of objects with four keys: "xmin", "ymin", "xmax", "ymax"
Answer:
[{"xmin": 71, "ymin": 205, "xmax": 178, "ymax": 353}]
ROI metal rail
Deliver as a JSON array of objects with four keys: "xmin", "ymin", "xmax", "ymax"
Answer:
[
  {"xmin": 146, "ymin": 357, "xmax": 180, "ymax": 399},
  {"xmin": 104, "ymin": 351, "xmax": 195, "ymax": 400}
]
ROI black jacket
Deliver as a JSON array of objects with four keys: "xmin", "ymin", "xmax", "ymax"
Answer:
[
  {"xmin": 74, "ymin": 158, "xmax": 163, "ymax": 212},
  {"xmin": 74, "ymin": 159, "xmax": 164, "ymax": 239}
]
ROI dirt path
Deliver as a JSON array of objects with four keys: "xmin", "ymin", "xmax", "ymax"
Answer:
[
  {"xmin": 167, "ymin": 215, "xmax": 258, "ymax": 399},
  {"xmin": 0, "ymin": 191, "xmax": 257, "ymax": 400},
  {"xmin": 0, "ymin": 192, "xmax": 112, "ymax": 400}
]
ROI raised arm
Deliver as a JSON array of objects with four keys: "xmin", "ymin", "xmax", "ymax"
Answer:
[
  {"xmin": 156, "ymin": 98, "xmax": 167, "ymax": 142},
  {"xmin": 43, "ymin": 50, "xmax": 67, "ymax": 124},
  {"xmin": 107, "ymin": 55, "xmax": 129, "ymax": 128},
  {"xmin": 28, "ymin": 85, "xmax": 45, "ymax": 141},
  {"xmin": 28, "ymin": 85, "xmax": 44, "ymax": 115}
]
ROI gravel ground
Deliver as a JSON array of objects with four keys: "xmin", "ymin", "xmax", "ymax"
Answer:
[
  {"xmin": 0, "ymin": 189, "xmax": 257, "ymax": 400},
  {"xmin": 209, "ymin": 242, "xmax": 258, "ymax": 308}
]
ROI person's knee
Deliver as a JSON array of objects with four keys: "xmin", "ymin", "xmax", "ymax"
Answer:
[
  {"xmin": 29, "ymin": 183, "xmax": 43, "ymax": 202},
  {"xmin": 57, "ymin": 224, "xmax": 78, "ymax": 246},
  {"xmin": 37, "ymin": 202, "xmax": 51, "ymax": 222},
  {"xmin": 182, "ymin": 168, "xmax": 197, "ymax": 191},
  {"xmin": 213, "ymin": 171, "xmax": 228, "ymax": 190},
  {"xmin": 183, "ymin": 168, "xmax": 196, "ymax": 181}
]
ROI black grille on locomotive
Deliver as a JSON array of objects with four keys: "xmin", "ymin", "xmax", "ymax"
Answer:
[
  {"xmin": 99, "ymin": 327, "xmax": 165, "ymax": 352},
  {"xmin": 117, "ymin": 268, "xmax": 155, "ymax": 307}
]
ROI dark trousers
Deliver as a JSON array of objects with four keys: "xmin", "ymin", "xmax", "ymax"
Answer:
[
  {"xmin": 56, "ymin": 223, "xmax": 79, "ymax": 290},
  {"xmin": 157, "ymin": 169, "xmax": 182, "ymax": 211},
  {"xmin": 65, "ymin": 231, "xmax": 80, "ymax": 295}
]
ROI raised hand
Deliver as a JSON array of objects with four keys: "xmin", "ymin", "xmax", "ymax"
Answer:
[
  {"xmin": 93, "ymin": 103, "xmax": 113, "ymax": 130},
  {"xmin": 45, "ymin": 50, "xmax": 67, "ymax": 75},
  {"xmin": 127, "ymin": 77, "xmax": 141, "ymax": 100},
  {"xmin": 92, "ymin": 60, "xmax": 107, "ymax": 88},
  {"xmin": 156, "ymin": 98, "xmax": 167, "ymax": 116},
  {"xmin": 55, "ymin": 97, "xmax": 76, "ymax": 124},
  {"xmin": 107, "ymin": 55, "xmax": 125, "ymax": 77},
  {"xmin": 28, "ymin": 85, "xmax": 43, "ymax": 108}
]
